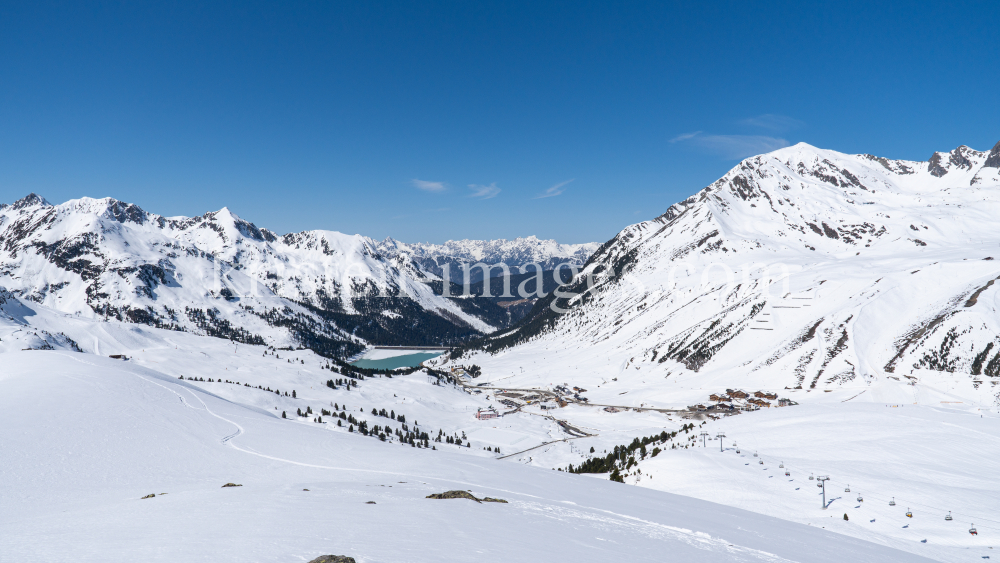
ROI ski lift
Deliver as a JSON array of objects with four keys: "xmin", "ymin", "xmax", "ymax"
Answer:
[
  {"xmin": 906, "ymin": 508, "xmax": 913, "ymax": 518},
  {"xmin": 785, "ymin": 470, "xmax": 790, "ymax": 476},
  {"xmin": 733, "ymin": 442, "xmax": 737, "ymax": 446},
  {"xmin": 736, "ymin": 448, "xmax": 741, "ymax": 454},
  {"xmin": 809, "ymin": 473, "xmax": 814, "ymax": 480},
  {"xmin": 753, "ymin": 451, "xmax": 758, "ymax": 457},
  {"xmin": 779, "ymin": 462, "xmax": 784, "ymax": 468},
  {"xmin": 889, "ymin": 497, "xmax": 896, "ymax": 506},
  {"xmin": 970, "ymin": 524, "xmax": 977, "ymax": 536},
  {"xmin": 945, "ymin": 511, "xmax": 953, "ymax": 521},
  {"xmin": 845, "ymin": 484, "xmax": 851, "ymax": 492},
  {"xmin": 817, "ymin": 481, "xmax": 823, "ymax": 488},
  {"xmin": 857, "ymin": 494, "xmax": 863, "ymax": 503},
  {"xmin": 759, "ymin": 459, "xmax": 764, "ymax": 465}
]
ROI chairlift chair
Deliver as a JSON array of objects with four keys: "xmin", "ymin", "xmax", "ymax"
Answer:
[
  {"xmin": 753, "ymin": 451, "xmax": 758, "ymax": 457},
  {"xmin": 785, "ymin": 470, "xmax": 790, "ymax": 476},
  {"xmin": 759, "ymin": 459, "xmax": 764, "ymax": 465},
  {"xmin": 817, "ymin": 481, "xmax": 823, "ymax": 488},
  {"xmin": 857, "ymin": 494, "xmax": 863, "ymax": 503},
  {"xmin": 945, "ymin": 511, "xmax": 953, "ymax": 521},
  {"xmin": 906, "ymin": 508, "xmax": 913, "ymax": 518},
  {"xmin": 845, "ymin": 484, "xmax": 851, "ymax": 492},
  {"xmin": 970, "ymin": 524, "xmax": 977, "ymax": 536},
  {"xmin": 809, "ymin": 473, "xmax": 814, "ymax": 480},
  {"xmin": 889, "ymin": 497, "xmax": 896, "ymax": 506},
  {"xmin": 736, "ymin": 448, "xmax": 741, "ymax": 454},
  {"xmin": 779, "ymin": 462, "xmax": 784, "ymax": 468}
]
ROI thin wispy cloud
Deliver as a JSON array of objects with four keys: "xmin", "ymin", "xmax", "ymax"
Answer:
[
  {"xmin": 695, "ymin": 135, "xmax": 790, "ymax": 159},
  {"xmin": 738, "ymin": 114, "xmax": 804, "ymax": 132},
  {"xmin": 468, "ymin": 183, "xmax": 501, "ymax": 199},
  {"xmin": 669, "ymin": 131, "xmax": 702, "ymax": 143},
  {"xmin": 534, "ymin": 179, "xmax": 574, "ymax": 199},
  {"xmin": 669, "ymin": 131, "xmax": 790, "ymax": 160},
  {"xmin": 411, "ymin": 179, "xmax": 446, "ymax": 192}
]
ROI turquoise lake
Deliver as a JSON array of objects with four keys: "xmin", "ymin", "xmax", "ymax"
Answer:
[{"xmin": 350, "ymin": 351, "xmax": 444, "ymax": 370}]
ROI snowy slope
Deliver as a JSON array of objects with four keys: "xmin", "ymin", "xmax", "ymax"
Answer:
[
  {"xmin": 0, "ymin": 351, "xmax": 931, "ymax": 563},
  {"xmin": 616, "ymin": 402, "xmax": 1000, "ymax": 563},
  {"xmin": 453, "ymin": 141, "xmax": 1000, "ymax": 401}
]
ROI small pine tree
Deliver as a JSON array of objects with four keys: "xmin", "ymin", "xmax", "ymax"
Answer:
[
  {"xmin": 282, "ymin": 411, "xmax": 287, "ymax": 419},
  {"xmin": 292, "ymin": 390, "xmax": 296, "ymax": 398},
  {"xmin": 844, "ymin": 513, "xmax": 849, "ymax": 521},
  {"xmin": 590, "ymin": 446, "xmax": 595, "ymax": 453}
]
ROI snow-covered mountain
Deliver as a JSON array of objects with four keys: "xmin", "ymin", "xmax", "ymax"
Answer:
[
  {"xmin": 377, "ymin": 236, "xmax": 599, "ymax": 283},
  {"xmin": 0, "ymin": 195, "xmax": 595, "ymax": 356},
  {"xmin": 455, "ymin": 140, "xmax": 1000, "ymax": 399},
  {"xmin": 2, "ymin": 149, "xmax": 996, "ymax": 561}
]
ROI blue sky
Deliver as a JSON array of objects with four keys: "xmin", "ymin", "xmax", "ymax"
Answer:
[{"xmin": 1, "ymin": 1, "xmax": 997, "ymax": 244}]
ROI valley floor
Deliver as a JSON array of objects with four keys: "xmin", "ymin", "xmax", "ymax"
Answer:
[
  {"xmin": 0, "ymin": 352, "xmax": 926, "ymax": 563},
  {"xmin": 1, "ymin": 301, "xmax": 994, "ymax": 561}
]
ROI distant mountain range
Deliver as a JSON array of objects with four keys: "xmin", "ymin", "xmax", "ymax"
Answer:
[
  {"xmin": 377, "ymin": 236, "xmax": 599, "ymax": 284},
  {"xmin": 0, "ymin": 194, "xmax": 597, "ymax": 356},
  {"xmin": 456, "ymin": 141, "xmax": 1000, "ymax": 396}
]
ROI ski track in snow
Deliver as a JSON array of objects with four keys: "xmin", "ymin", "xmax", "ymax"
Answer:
[{"xmin": 48, "ymin": 351, "xmax": 803, "ymax": 562}]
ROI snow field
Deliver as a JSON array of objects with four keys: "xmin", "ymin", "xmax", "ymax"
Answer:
[
  {"xmin": 0, "ymin": 352, "xmax": 929, "ymax": 562},
  {"xmin": 624, "ymin": 403, "xmax": 1000, "ymax": 563}
]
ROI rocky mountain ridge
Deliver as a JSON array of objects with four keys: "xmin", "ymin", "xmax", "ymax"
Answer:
[
  {"xmin": 376, "ymin": 236, "xmax": 598, "ymax": 284},
  {"xmin": 455, "ymin": 140, "xmax": 1000, "ymax": 401},
  {"xmin": 0, "ymin": 194, "xmax": 597, "ymax": 356}
]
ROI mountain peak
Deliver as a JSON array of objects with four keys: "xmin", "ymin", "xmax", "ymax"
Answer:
[
  {"xmin": 984, "ymin": 140, "xmax": 1000, "ymax": 169},
  {"xmin": 12, "ymin": 193, "xmax": 51, "ymax": 210}
]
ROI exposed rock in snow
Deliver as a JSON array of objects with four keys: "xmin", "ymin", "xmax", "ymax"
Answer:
[
  {"xmin": 0, "ymin": 195, "xmax": 598, "ymax": 355},
  {"xmin": 455, "ymin": 140, "xmax": 1000, "ymax": 396},
  {"xmin": 377, "ymin": 235, "xmax": 599, "ymax": 284}
]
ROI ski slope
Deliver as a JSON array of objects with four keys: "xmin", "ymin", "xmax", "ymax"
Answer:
[
  {"xmin": 0, "ymin": 351, "xmax": 929, "ymax": 563},
  {"xmin": 622, "ymin": 402, "xmax": 1000, "ymax": 563},
  {"xmin": 2, "ymin": 292, "xmax": 994, "ymax": 561}
]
